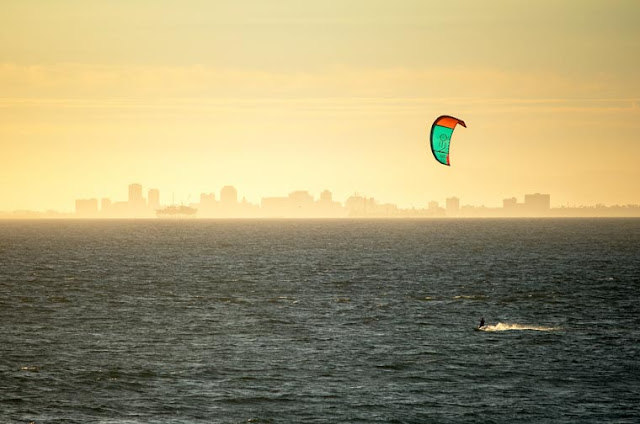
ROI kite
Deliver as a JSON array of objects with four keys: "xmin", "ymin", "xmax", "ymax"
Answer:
[{"xmin": 429, "ymin": 115, "xmax": 466, "ymax": 166}]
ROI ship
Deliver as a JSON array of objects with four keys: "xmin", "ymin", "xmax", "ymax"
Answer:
[{"xmin": 156, "ymin": 205, "xmax": 197, "ymax": 218}]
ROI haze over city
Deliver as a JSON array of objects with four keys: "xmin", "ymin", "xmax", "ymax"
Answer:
[
  {"xmin": 2, "ymin": 1, "xmax": 639, "ymax": 212},
  {"xmin": 67, "ymin": 182, "xmax": 640, "ymax": 219}
]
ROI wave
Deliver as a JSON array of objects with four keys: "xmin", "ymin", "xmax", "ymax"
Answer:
[
  {"xmin": 454, "ymin": 295, "xmax": 487, "ymax": 300},
  {"xmin": 480, "ymin": 322, "xmax": 559, "ymax": 332}
]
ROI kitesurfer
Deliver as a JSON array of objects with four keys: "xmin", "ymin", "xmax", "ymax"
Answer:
[{"xmin": 479, "ymin": 317, "xmax": 485, "ymax": 328}]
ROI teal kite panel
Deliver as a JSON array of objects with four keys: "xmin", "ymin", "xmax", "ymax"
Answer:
[{"xmin": 431, "ymin": 125, "xmax": 453, "ymax": 165}]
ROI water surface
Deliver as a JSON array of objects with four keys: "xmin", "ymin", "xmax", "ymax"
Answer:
[{"xmin": 1, "ymin": 219, "xmax": 639, "ymax": 423}]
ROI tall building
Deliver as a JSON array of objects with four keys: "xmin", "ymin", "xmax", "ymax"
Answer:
[
  {"xmin": 220, "ymin": 186, "xmax": 238, "ymax": 204},
  {"xmin": 524, "ymin": 193, "xmax": 551, "ymax": 213},
  {"xmin": 148, "ymin": 189, "xmax": 160, "ymax": 210},
  {"xmin": 316, "ymin": 189, "xmax": 345, "ymax": 217},
  {"xmin": 345, "ymin": 194, "xmax": 369, "ymax": 216},
  {"xmin": 320, "ymin": 190, "xmax": 333, "ymax": 203},
  {"xmin": 287, "ymin": 191, "xmax": 314, "ymax": 216},
  {"xmin": 198, "ymin": 193, "xmax": 216, "ymax": 217},
  {"xmin": 128, "ymin": 183, "xmax": 144, "ymax": 205},
  {"xmin": 427, "ymin": 200, "xmax": 444, "ymax": 216},
  {"xmin": 446, "ymin": 197, "xmax": 460, "ymax": 216}
]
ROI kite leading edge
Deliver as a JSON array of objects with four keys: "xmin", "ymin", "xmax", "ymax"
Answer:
[{"xmin": 430, "ymin": 115, "xmax": 466, "ymax": 166}]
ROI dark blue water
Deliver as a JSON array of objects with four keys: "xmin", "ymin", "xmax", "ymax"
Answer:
[{"xmin": 1, "ymin": 219, "xmax": 639, "ymax": 423}]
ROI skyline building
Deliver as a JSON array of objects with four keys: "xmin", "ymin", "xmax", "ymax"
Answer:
[
  {"xmin": 127, "ymin": 183, "xmax": 148, "ymax": 216},
  {"xmin": 128, "ymin": 183, "xmax": 143, "ymax": 203},
  {"xmin": 503, "ymin": 197, "xmax": 518, "ymax": 209},
  {"xmin": 101, "ymin": 198, "xmax": 112, "ymax": 213},
  {"xmin": 148, "ymin": 189, "xmax": 160, "ymax": 211},
  {"xmin": 261, "ymin": 196, "xmax": 290, "ymax": 217},
  {"xmin": 220, "ymin": 186, "xmax": 238, "ymax": 205},
  {"xmin": 75, "ymin": 198, "xmax": 98, "ymax": 217},
  {"xmin": 198, "ymin": 193, "xmax": 216, "ymax": 217},
  {"xmin": 446, "ymin": 197, "xmax": 460, "ymax": 216},
  {"xmin": 320, "ymin": 190, "xmax": 333, "ymax": 203},
  {"xmin": 525, "ymin": 193, "xmax": 551, "ymax": 212}
]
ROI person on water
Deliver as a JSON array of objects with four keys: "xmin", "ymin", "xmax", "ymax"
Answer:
[{"xmin": 479, "ymin": 317, "xmax": 485, "ymax": 328}]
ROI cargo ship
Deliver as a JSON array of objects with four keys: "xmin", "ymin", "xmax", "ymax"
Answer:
[{"xmin": 156, "ymin": 205, "xmax": 197, "ymax": 218}]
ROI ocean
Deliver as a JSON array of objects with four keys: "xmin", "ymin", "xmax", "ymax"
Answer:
[{"xmin": 1, "ymin": 219, "xmax": 639, "ymax": 423}]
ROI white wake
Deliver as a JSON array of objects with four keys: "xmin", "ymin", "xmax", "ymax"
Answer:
[{"xmin": 481, "ymin": 322, "xmax": 559, "ymax": 332}]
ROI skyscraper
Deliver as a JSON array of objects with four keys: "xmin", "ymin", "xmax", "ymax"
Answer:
[
  {"xmin": 129, "ymin": 183, "xmax": 144, "ymax": 205},
  {"xmin": 446, "ymin": 197, "xmax": 460, "ymax": 216}
]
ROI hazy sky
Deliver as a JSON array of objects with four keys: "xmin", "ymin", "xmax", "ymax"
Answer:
[{"xmin": 2, "ymin": 0, "xmax": 639, "ymax": 211}]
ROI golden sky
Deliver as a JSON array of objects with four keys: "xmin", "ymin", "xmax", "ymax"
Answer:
[{"xmin": 1, "ymin": 0, "xmax": 639, "ymax": 211}]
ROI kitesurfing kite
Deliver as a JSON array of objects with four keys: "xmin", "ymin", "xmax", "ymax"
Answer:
[{"xmin": 429, "ymin": 115, "xmax": 466, "ymax": 166}]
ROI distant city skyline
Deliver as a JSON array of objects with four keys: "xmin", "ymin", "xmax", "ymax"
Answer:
[{"xmin": 2, "ymin": 182, "xmax": 639, "ymax": 219}]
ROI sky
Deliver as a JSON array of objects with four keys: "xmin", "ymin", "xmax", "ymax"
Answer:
[{"xmin": 1, "ymin": 0, "xmax": 639, "ymax": 211}]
